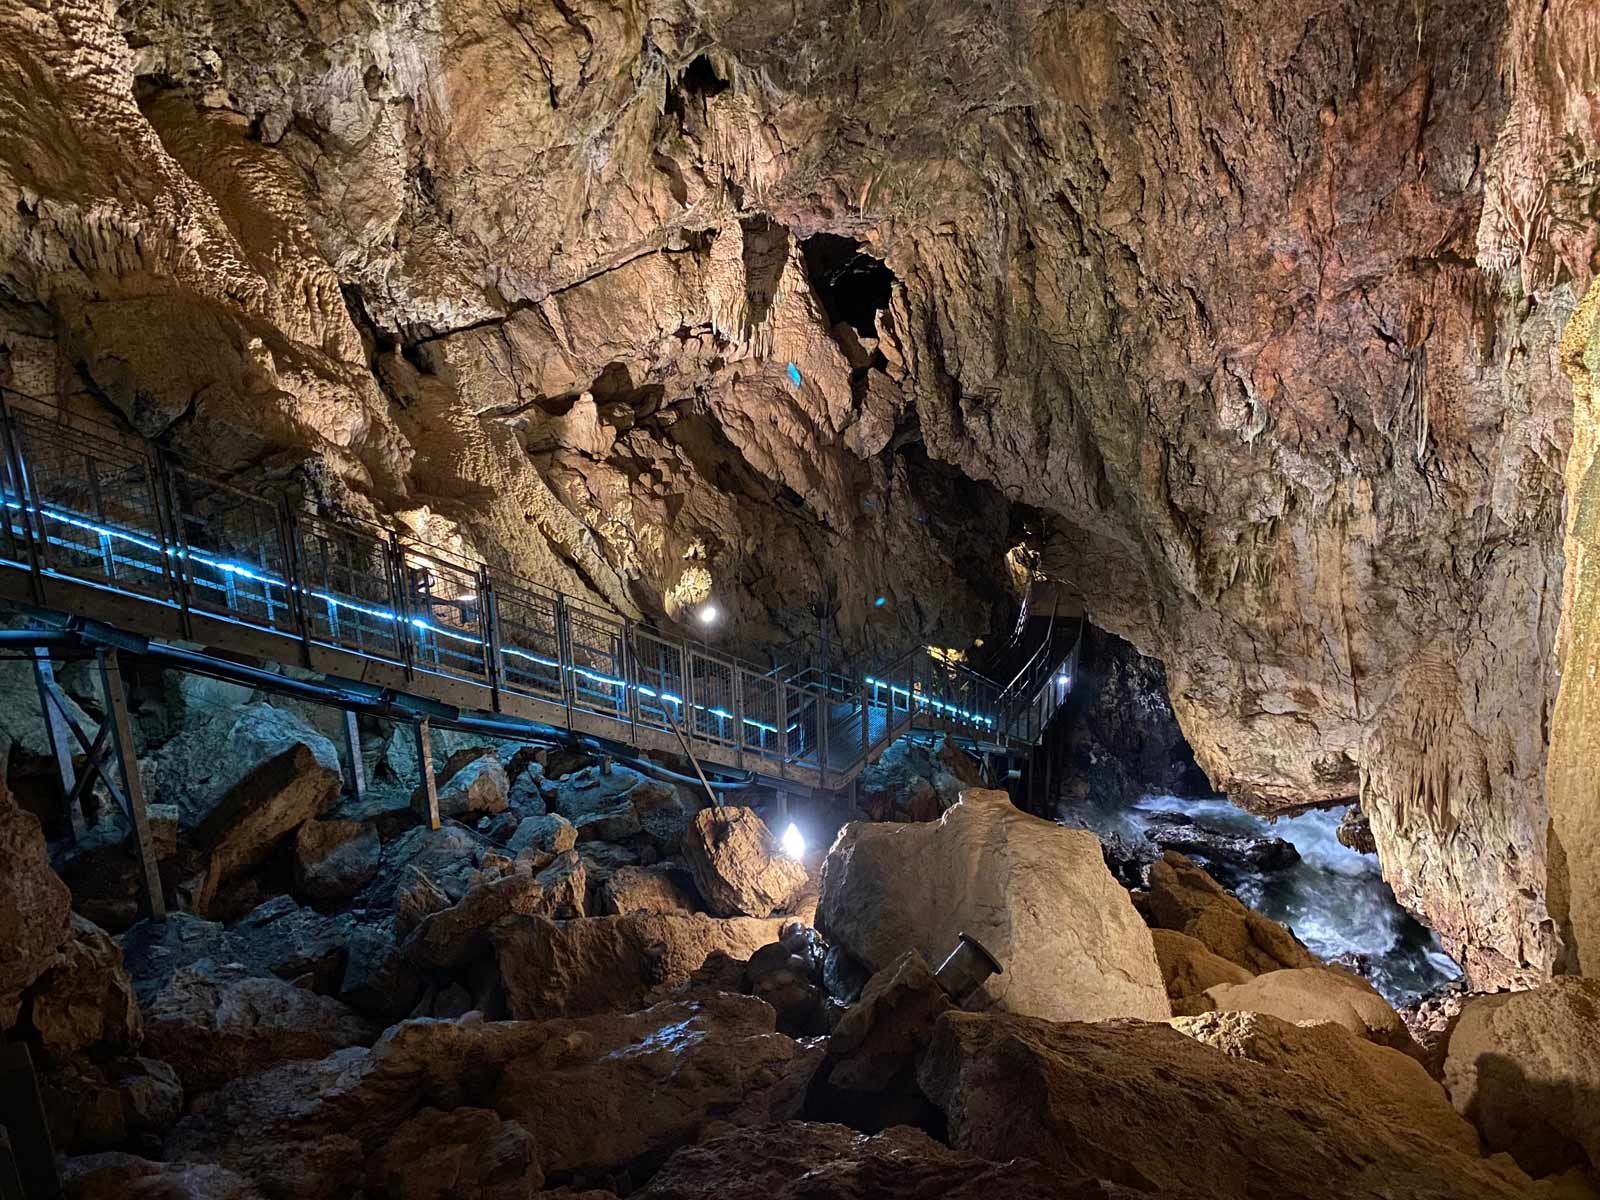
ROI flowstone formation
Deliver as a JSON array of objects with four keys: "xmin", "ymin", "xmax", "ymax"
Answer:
[{"xmin": 2, "ymin": 0, "xmax": 1600, "ymax": 988}]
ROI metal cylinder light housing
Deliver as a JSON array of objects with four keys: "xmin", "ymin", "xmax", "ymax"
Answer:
[{"xmin": 933, "ymin": 931, "xmax": 1004, "ymax": 1004}]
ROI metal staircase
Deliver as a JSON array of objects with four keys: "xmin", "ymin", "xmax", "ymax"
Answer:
[{"xmin": 0, "ymin": 388, "xmax": 1079, "ymax": 797}]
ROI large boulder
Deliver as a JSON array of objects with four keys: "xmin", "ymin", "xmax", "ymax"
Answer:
[
  {"xmin": 1136, "ymin": 852, "xmax": 1318, "ymax": 974},
  {"xmin": 919, "ymin": 1010, "xmax": 1540, "ymax": 1200},
  {"xmin": 0, "ymin": 761, "xmax": 71, "ymax": 1025},
  {"xmin": 225, "ymin": 896, "xmax": 354, "ymax": 990},
  {"xmin": 339, "ymin": 920, "xmax": 422, "ymax": 1023},
  {"xmin": 505, "ymin": 812, "xmax": 577, "ymax": 859},
  {"xmin": 595, "ymin": 864, "xmax": 697, "ymax": 916},
  {"xmin": 819, "ymin": 788, "xmax": 1168, "ymax": 1022},
  {"xmin": 292, "ymin": 819, "xmax": 380, "ymax": 907},
  {"xmin": 24, "ymin": 913, "xmax": 142, "ymax": 1059},
  {"xmin": 1177, "ymin": 965, "xmax": 1416, "ymax": 1052},
  {"xmin": 1444, "ymin": 977, "xmax": 1600, "ymax": 1177},
  {"xmin": 156, "ymin": 703, "xmax": 343, "ymax": 913},
  {"xmin": 825, "ymin": 950, "xmax": 952, "ymax": 1094},
  {"xmin": 359, "ymin": 823, "xmax": 498, "ymax": 911},
  {"xmin": 637, "ymin": 1121, "xmax": 1098, "ymax": 1200},
  {"xmin": 143, "ymin": 961, "xmax": 378, "ymax": 1097},
  {"xmin": 682, "ymin": 806, "xmax": 808, "ymax": 918},
  {"xmin": 1150, "ymin": 928, "xmax": 1253, "ymax": 1002},
  {"xmin": 403, "ymin": 852, "xmax": 587, "ymax": 969},
  {"xmin": 119, "ymin": 912, "xmax": 233, "ymax": 1006},
  {"xmin": 491, "ymin": 911, "xmax": 790, "ymax": 1018},
  {"xmin": 855, "ymin": 736, "xmax": 985, "ymax": 823},
  {"xmin": 366, "ymin": 1107, "xmax": 541, "ymax": 1200},
  {"xmin": 420, "ymin": 753, "xmax": 510, "ymax": 820}
]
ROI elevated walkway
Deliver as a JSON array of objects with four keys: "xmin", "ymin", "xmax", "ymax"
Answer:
[{"xmin": 0, "ymin": 388, "xmax": 1079, "ymax": 799}]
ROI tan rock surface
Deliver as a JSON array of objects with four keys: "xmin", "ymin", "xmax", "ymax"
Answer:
[
  {"xmin": 682, "ymin": 806, "xmax": 808, "ymax": 918},
  {"xmin": 1137, "ymin": 853, "xmax": 1318, "ymax": 975},
  {"xmin": 1177, "ymin": 965, "xmax": 1416, "ymax": 1052},
  {"xmin": 0, "ymin": 760, "xmax": 71, "ymax": 1026},
  {"xmin": 1149, "ymin": 928, "xmax": 1254, "ymax": 1002}
]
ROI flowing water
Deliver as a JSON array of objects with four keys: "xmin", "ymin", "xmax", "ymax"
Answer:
[{"xmin": 1064, "ymin": 792, "xmax": 1462, "ymax": 1005}]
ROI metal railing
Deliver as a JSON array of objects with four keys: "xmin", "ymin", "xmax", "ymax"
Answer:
[{"xmin": 0, "ymin": 387, "xmax": 1077, "ymax": 789}]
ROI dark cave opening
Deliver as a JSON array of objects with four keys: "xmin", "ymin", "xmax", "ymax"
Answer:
[
  {"xmin": 681, "ymin": 53, "xmax": 729, "ymax": 98},
  {"xmin": 801, "ymin": 233, "xmax": 895, "ymax": 339}
]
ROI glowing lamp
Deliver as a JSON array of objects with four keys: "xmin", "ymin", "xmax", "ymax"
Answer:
[
  {"xmin": 697, "ymin": 602, "xmax": 720, "ymax": 626},
  {"xmin": 780, "ymin": 822, "xmax": 805, "ymax": 859}
]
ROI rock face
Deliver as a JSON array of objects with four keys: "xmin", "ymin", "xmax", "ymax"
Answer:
[
  {"xmin": 24, "ymin": 913, "xmax": 142, "ymax": 1060},
  {"xmin": 292, "ymin": 820, "xmax": 380, "ymax": 908},
  {"xmin": 1176, "ymin": 966, "xmax": 1415, "ymax": 1052},
  {"xmin": 819, "ymin": 789, "xmax": 1168, "ymax": 1022},
  {"xmin": 919, "ymin": 1011, "xmax": 1541, "ymax": 1200},
  {"xmin": 367, "ymin": 1108, "xmax": 541, "ymax": 1200},
  {"xmin": 403, "ymin": 852, "xmax": 587, "ymax": 969},
  {"xmin": 1443, "ymin": 977, "xmax": 1600, "ymax": 1177},
  {"xmin": 855, "ymin": 737, "xmax": 985, "ymax": 823},
  {"xmin": 1149, "ymin": 928, "xmax": 1253, "ymax": 1003},
  {"xmin": 0, "ymin": 763, "xmax": 71, "ymax": 1026},
  {"xmin": 682, "ymin": 807, "xmax": 808, "ymax": 918},
  {"xmin": 1136, "ymin": 853, "xmax": 1318, "ymax": 975}
]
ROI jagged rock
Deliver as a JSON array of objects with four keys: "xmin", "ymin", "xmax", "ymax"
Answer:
[
  {"xmin": 820, "ymin": 789, "xmax": 1168, "ymax": 1022},
  {"xmin": 575, "ymin": 840, "xmax": 643, "ymax": 887},
  {"xmin": 23, "ymin": 913, "xmax": 142, "ymax": 1059},
  {"xmin": 0, "ymin": 761, "xmax": 71, "ymax": 1026},
  {"xmin": 1149, "ymin": 928, "xmax": 1254, "ymax": 1002},
  {"xmin": 421, "ymin": 753, "xmax": 510, "ymax": 820},
  {"xmin": 1401, "ymin": 982, "xmax": 1472, "ymax": 1079},
  {"xmin": 60, "ymin": 1153, "xmax": 265, "ymax": 1200},
  {"xmin": 492, "ymin": 912, "xmax": 790, "ymax": 1018},
  {"xmin": 120, "ymin": 912, "xmax": 231, "ymax": 1006},
  {"xmin": 919, "ymin": 1011, "xmax": 1540, "ymax": 1200},
  {"xmin": 340, "ymin": 920, "xmax": 422, "ymax": 1023},
  {"xmin": 405, "ymin": 852, "xmax": 586, "ymax": 969},
  {"xmin": 144, "ymin": 960, "xmax": 378, "ymax": 1097},
  {"xmin": 41, "ymin": 1057, "xmax": 183, "ymax": 1154},
  {"xmin": 682, "ymin": 806, "xmax": 807, "ymax": 918},
  {"xmin": 1444, "ymin": 977, "xmax": 1600, "ymax": 1177},
  {"xmin": 1174, "ymin": 1010, "xmax": 1478, "ymax": 1156},
  {"xmin": 1176, "ymin": 965, "xmax": 1417, "ymax": 1053},
  {"xmin": 156, "ymin": 703, "xmax": 343, "ymax": 914},
  {"xmin": 855, "ymin": 736, "xmax": 985, "ymax": 823},
  {"xmin": 226, "ymin": 895, "xmax": 353, "ymax": 990},
  {"xmin": 1140, "ymin": 811, "xmax": 1300, "ymax": 883},
  {"xmin": 745, "ymin": 926, "xmax": 828, "ymax": 1036},
  {"xmin": 822, "ymin": 944, "xmax": 873, "ymax": 1004},
  {"xmin": 1136, "ymin": 852, "xmax": 1318, "ymax": 975},
  {"xmin": 506, "ymin": 813, "xmax": 577, "ymax": 858},
  {"xmin": 545, "ymin": 764, "xmax": 647, "ymax": 823},
  {"xmin": 361, "ymin": 824, "xmax": 496, "ymax": 913},
  {"xmin": 631, "ymin": 782, "xmax": 692, "ymax": 855},
  {"xmin": 1337, "ymin": 806, "xmax": 1378, "ymax": 856},
  {"xmin": 292, "ymin": 818, "xmax": 380, "ymax": 907},
  {"xmin": 164, "ymin": 996, "xmax": 805, "ymax": 1194},
  {"xmin": 596, "ymin": 864, "xmax": 696, "ymax": 915},
  {"xmin": 396, "ymin": 864, "xmax": 454, "ymax": 936},
  {"xmin": 825, "ymin": 950, "xmax": 952, "ymax": 1094},
  {"xmin": 637, "ymin": 1122, "xmax": 1097, "ymax": 1200},
  {"xmin": 367, "ymin": 1107, "xmax": 541, "ymax": 1200},
  {"xmin": 573, "ymin": 799, "xmax": 642, "ymax": 843}
]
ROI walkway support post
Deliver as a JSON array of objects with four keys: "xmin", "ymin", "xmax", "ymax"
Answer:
[
  {"xmin": 413, "ymin": 717, "xmax": 440, "ymax": 830},
  {"xmin": 32, "ymin": 647, "xmax": 86, "ymax": 841},
  {"xmin": 96, "ymin": 648, "xmax": 165, "ymax": 920},
  {"xmin": 343, "ymin": 710, "xmax": 366, "ymax": 806}
]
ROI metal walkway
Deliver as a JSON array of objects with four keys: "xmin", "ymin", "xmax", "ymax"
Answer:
[{"xmin": 0, "ymin": 388, "xmax": 1078, "ymax": 800}]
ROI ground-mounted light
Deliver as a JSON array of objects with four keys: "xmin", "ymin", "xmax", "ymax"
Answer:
[
  {"xmin": 1057, "ymin": 673, "xmax": 1070, "ymax": 686},
  {"xmin": 781, "ymin": 821, "xmax": 805, "ymax": 859}
]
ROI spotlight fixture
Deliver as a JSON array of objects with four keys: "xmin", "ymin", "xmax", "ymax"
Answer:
[
  {"xmin": 697, "ymin": 602, "xmax": 720, "ymax": 626},
  {"xmin": 781, "ymin": 822, "xmax": 805, "ymax": 859},
  {"xmin": 1056, "ymin": 673, "xmax": 1071, "ymax": 686}
]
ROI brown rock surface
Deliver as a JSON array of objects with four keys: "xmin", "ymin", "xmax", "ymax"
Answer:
[
  {"xmin": 23, "ymin": 913, "xmax": 142, "ymax": 1059},
  {"xmin": 682, "ymin": 806, "xmax": 808, "ymax": 919},
  {"xmin": 366, "ymin": 1107, "xmax": 541, "ymax": 1200},
  {"xmin": 0, "ymin": 761, "xmax": 71, "ymax": 1026},
  {"xmin": 1149, "ymin": 928, "xmax": 1253, "ymax": 1003},
  {"xmin": 1443, "ymin": 977, "xmax": 1600, "ymax": 1177},
  {"xmin": 1137, "ymin": 853, "xmax": 1318, "ymax": 975},
  {"xmin": 292, "ymin": 819, "xmax": 381, "ymax": 907},
  {"xmin": 819, "ymin": 789, "xmax": 1168, "ymax": 1022},
  {"xmin": 61, "ymin": 1153, "xmax": 266, "ymax": 1200},
  {"xmin": 1176, "ymin": 965, "xmax": 1416, "ymax": 1053},
  {"xmin": 596, "ymin": 864, "xmax": 697, "ymax": 916},
  {"xmin": 825, "ymin": 949, "xmax": 952, "ymax": 1093},
  {"xmin": 404, "ymin": 852, "xmax": 586, "ymax": 969}
]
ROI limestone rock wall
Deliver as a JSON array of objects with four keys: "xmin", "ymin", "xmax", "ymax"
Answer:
[{"xmin": 3, "ymin": 0, "xmax": 1598, "ymax": 985}]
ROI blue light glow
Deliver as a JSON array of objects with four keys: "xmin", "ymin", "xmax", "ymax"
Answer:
[{"xmin": 786, "ymin": 362, "xmax": 802, "ymax": 386}]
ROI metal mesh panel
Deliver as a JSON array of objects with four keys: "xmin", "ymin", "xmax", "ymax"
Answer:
[
  {"xmin": 687, "ymin": 649, "xmax": 738, "ymax": 745},
  {"xmin": 0, "ymin": 415, "xmax": 29, "ymax": 567},
  {"xmin": 490, "ymin": 575, "xmax": 564, "ymax": 701},
  {"xmin": 167, "ymin": 466, "xmax": 296, "ymax": 634},
  {"xmin": 294, "ymin": 516, "xmax": 403, "ymax": 660},
  {"xmin": 401, "ymin": 548, "xmax": 487, "ymax": 683},
  {"xmin": 740, "ymin": 673, "xmax": 782, "ymax": 760},
  {"xmin": 566, "ymin": 603, "xmax": 628, "ymax": 721},
  {"xmin": 12, "ymin": 411, "xmax": 173, "ymax": 598},
  {"xmin": 782, "ymin": 685, "xmax": 819, "ymax": 765},
  {"xmin": 633, "ymin": 628, "xmax": 685, "ymax": 732}
]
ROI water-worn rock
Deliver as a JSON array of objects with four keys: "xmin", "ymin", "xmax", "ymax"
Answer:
[
  {"xmin": 24, "ymin": 913, "xmax": 141, "ymax": 1059},
  {"xmin": 1140, "ymin": 811, "xmax": 1300, "ymax": 884},
  {"xmin": 637, "ymin": 1121, "xmax": 1101, "ymax": 1200},
  {"xmin": 60, "ymin": 1153, "xmax": 265, "ymax": 1200},
  {"xmin": 492, "ymin": 912, "xmax": 789, "ymax": 1018},
  {"xmin": 1149, "ymin": 928, "xmax": 1254, "ymax": 1003},
  {"xmin": 819, "ymin": 789, "xmax": 1168, "ymax": 1022},
  {"xmin": 1136, "ymin": 852, "xmax": 1318, "ymax": 975},
  {"xmin": 41, "ymin": 1057, "xmax": 183, "ymax": 1154},
  {"xmin": 367, "ymin": 1107, "xmax": 541, "ymax": 1200},
  {"xmin": 0, "ymin": 762, "xmax": 71, "ymax": 1026},
  {"xmin": 1444, "ymin": 977, "xmax": 1600, "ymax": 1176},
  {"xmin": 919, "ymin": 1010, "xmax": 1540, "ymax": 1200},
  {"xmin": 1177, "ymin": 965, "xmax": 1416, "ymax": 1053},
  {"xmin": 404, "ymin": 852, "xmax": 587, "ymax": 969},
  {"xmin": 143, "ymin": 960, "xmax": 378, "ymax": 1097},
  {"xmin": 596, "ymin": 864, "xmax": 697, "ymax": 916},
  {"xmin": 682, "ymin": 806, "xmax": 808, "ymax": 918},
  {"xmin": 292, "ymin": 819, "xmax": 380, "ymax": 907}
]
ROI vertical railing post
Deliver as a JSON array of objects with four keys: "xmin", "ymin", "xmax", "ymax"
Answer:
[
  {"xmin": 388, "ymin": 532, "xmax": 414, "ymax": 679},
  {"xmin": 624, "ymin": 619, "xmax": 640, "ymax": 745},
  {"xmin": 280, "ymin": 504, "xmax": 316, "ymax": 668},
  {"xmin": 153, "ymin": 450, "xmax": 192, "ymax": 637},
  {"xmin": 557, "ymin": 597, "xmax": 575, "ymax": 733},
  {"xmin": 778, "ymin": 678, "xmax": 790, "ymax": 770},
  {"xmin": 96, "ymin": 649, "xmax": 164, "ymax": 921},
  {"xmin": 479, "ymin": 565, "xmax": 501, "ymax": 711},
  {"xmin": 0, "ymin": 401, "xmax": 46, "ymax": 606},
  {"xmin": 732, "ymin": 664, "xmax": 746, "ymax": 770}
]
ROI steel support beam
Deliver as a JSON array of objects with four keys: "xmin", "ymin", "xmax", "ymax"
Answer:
[
  {"xmin": 32, "ymin": 648, "xmax": 86, "ymax": 841},
  {"xmin": 413, "ymin": 717, "xmax": 440, "ymax": 830},
  {"xmin": 96, "ymin": 648, "xmax": 165, "ymax": 920},
  {"xmin": 343, "ymin": 710, "xmax": 367, "ymax": 806}
]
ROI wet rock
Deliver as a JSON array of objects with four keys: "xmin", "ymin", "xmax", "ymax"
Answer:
[
  {"xmin": 820, "ymin": 789, "xmax": 1168, "ymax": 1022},
  {"xmin": 492, "ymin": 912, "xmax": 789, "ymax": 1019},
  {"xmin": 292, "ymin": 818, "xmax": 380, "ymax": 907},
  {"xmin": 367, "ymin": 1107, "xmax": 541, "ymax": 1200},
  {"xmin": 596, "ymin": 864, "xmax": 696, "ymax": 916},
  {"xmin": 60, "ymin": 1152, "xmax": 265, "ymax": 1200},
  {"xmin": 682, "ymin": 806, "xmax": 807, "ymax": 918},
  {"xmin": 637, "ymin": 1121, "xmax": 1093, "ymax": 1200},
  {"xmin": 1149, "ymin": 928, "xmax": 1254, "ymax": 1003},
  {"xmin": 1176, "ymin": 965, "xmax": 1417, "ymax": 1053},
  {"xmin": 1140, "ymin": 811, "xmax": 1300, "ymax": 882},
  {"xmin": 143, "ymin": 960, "xmax": 378, "ymax": 1097},
  {"xmin": 41, "ymin": 1056, "xmax": 183, "ymax": 1154},
  {"xmin": 1336, "ymin": 805, "xmax": 1378, "ymax": 855},
  {"xmin": 1444, "ymin": 977, "xmax": 1600, "ymax": 1177},
  {"xmin": 0, "ymin": 761, "xmax": 71, "ymax": 1026},
  {"xmin": 156, "ymin": 702, "xmax": 343, "ymax": 914},
  {"xmin": 919, "ymin": 1010, "xmax": 1540, "ymax": 1200},
  {"xmin": 404, "ymin": 852, "xmax": 587, "ymax": 969},
  {"xmin": 422, "ymin": 753, "xmax": 510, "ymax": 820},
  {"xmin": 23, "ymin": 913, "xmax": 142, "ymax": 1059},
  {"xmin": 1136, "ymin": 852, "xmax": 1318, "ymax": 975}
]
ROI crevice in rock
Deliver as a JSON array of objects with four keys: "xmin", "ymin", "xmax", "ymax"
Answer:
[{"xmin": 801, "ymin": 233, "xmax": 895, "ymax": 339}]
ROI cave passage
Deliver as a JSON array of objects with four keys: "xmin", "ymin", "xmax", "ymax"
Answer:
[{"xmin": 801, "ymin": 233, "xmax": 896, "ymax": 339}]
